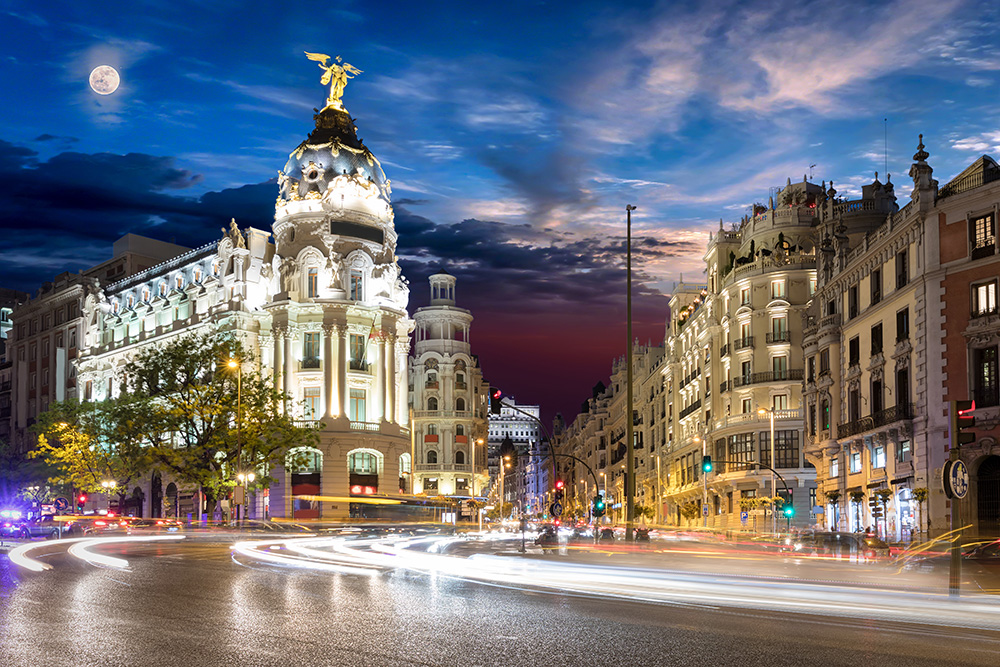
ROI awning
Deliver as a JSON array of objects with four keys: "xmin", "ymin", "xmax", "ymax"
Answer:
[
  {"xmin": 891, "ymin": 476, "xmax": 914, "ymax": 485},
  {"xmin": 866, "ymin": 478, "xmax": 887, "ymax": 489}
]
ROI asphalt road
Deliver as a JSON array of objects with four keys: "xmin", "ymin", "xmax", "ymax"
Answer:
[{"xmin": 2, "ymin": 534, "xmax": 1000, "ymax": 667}]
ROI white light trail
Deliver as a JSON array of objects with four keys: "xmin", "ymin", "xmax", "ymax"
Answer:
[{"xmin": 9, "ymin": 535, "xmax": 186, "ymax": 572}]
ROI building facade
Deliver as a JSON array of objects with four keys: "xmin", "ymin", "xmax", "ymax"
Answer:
[{"xmin": 410, "ymin": 270, "xmax": 489, "ymax": 498}]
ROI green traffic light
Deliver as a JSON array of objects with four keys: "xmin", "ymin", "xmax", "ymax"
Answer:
[
  {"xmin": 783, "ymin": 506, "xmax": 794, "ymax": 517},
  {"xmin": 701, "ymin": 455, "xmax": 712, "ymax": 473}
]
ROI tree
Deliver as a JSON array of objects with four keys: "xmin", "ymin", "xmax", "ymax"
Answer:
[
  {"xmin": 874, "ymin": 488, "xmax": 894, "ymax": 538},
  {"xmin": 825, "ymin": 490, "xmax": 842, "ymax": 530},
  {"xmin": 633, "ymin": 504, "xmax": 654, "ymax": 522},
  {"xmin": 912, "ymin": 487, "xmax": 930, "ymax": 538},
  {"xmin": 119, "ymin": 333, "xmax": 320, "ymax": 518},
  {"xmin": 680, "ymin": 501, "xmax": 700, "ymax": 521},
  {"xmin": 0, "ymin": 439, "xmax": 54, "ymax": 508},
  {"xmin": 33, "ymin": 399, "xmax": 153, "ymax": 504},
  {"xmin": 849, "ymin": 490, "xmax": 866, "ymax": 530}
]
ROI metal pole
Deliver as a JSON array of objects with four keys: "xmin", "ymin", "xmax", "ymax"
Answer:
[
  {"xmin": 770, "ymin": 409, "xmax": 776, "ymax": 534},
  {"xmin": 626, "ymin": 204, "xmax": 636, "ymax": 541},
  {"xmin": 702, "ymin": 438, "xmax": 708, "ymax": 527},
  {"xmin": 655, "ymin": 453, "xmax": 661, "ymax": 526}
]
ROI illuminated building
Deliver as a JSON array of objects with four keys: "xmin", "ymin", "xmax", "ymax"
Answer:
[{"xmin": 410, "ymin": 270, "xmax": 489, "ymax": 499}]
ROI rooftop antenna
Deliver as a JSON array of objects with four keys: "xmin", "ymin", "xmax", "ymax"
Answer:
[{"xmin": 809, "ymin": 164, "xmax": 816, "ymax": 180}]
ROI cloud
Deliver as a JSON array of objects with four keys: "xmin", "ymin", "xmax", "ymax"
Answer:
[{"xmin": 952, "ymin": 131, "xmax": 1000, "ymax": 153}]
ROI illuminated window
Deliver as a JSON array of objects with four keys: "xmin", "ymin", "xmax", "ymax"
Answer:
[
  {"xmin": 740, "ymin": 287, "xmax": 750, "ymax": 306},
  {"xmin": 176, "ymin": 275, "xmax": 184, "ymax": 289},
  {"xmin": 872, "ymin": 444, "xmax": 886, "ymax": 469},
  {"xmin": 770, "ymin": 280, "xmax": 786, "ymax": 299},
  {"xmin": 349, "ymin": 388, "xmax": 366, "ymax": 422},
  {"xmin": 307, "ymin": 268, "xmax": 318, "ymax": 298},
  {"xmin": 973, "ymin": 280, "xmax": 998, "ymax": 317},
  {"xmin": 849, "ymin": 450, "xmax": 862, "ymax": 474},
  {"xmin": 350, "ymin": 270, "xmax": 363, "ymax": 300},
  {"xmin": 159, "ymin": 283, "xmax": 167, "ymax": 296},
  {"xmin": 830, "ymin": 457, "xmax": 839, "ymax": 477},
  {"xmin": 194, "ymin": 268, "xmax": 203, "ymax": 282},
  {"xmin": 303, "ymin": 332, "xmax": 320, "ymax": 368},
  {"xmin": 212, "ymin": 261, "xmax": 220, "ymax": 276},
  {"xmin": 399, "ymin": 453, "xmax": 412, "ymax": 475},
  {"xmin": 349, "ymin": 451, "xmax": 378, "ymax": 474},
  {"xmin": 303, "ymin": 387, "xmax": 321, "ymax": 418}
]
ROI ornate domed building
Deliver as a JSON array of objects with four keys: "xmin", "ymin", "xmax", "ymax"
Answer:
[{"xmin": 76, "ymin": 57, "xmax": 417, "ymax": 520}]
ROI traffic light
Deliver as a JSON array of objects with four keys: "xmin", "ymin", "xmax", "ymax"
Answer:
[
  {"xmin": 701, "ymin": 455, "xmax": 713, "ymax": 473},
  {"xmin": 783, "ymin": 504, "xmax": 795, "ymax": 518},
  {"xmin": 951, "ymin": 400, "xmax": 976, "ymax": 449},
  {"xmin": 554, "ymin": 480, "xmax": 564, "ymax": 502},
  {"xmin": 76, "ymin": 494, "xmax": 87, "ymax": 512},
  {"xmin": 489, "ymin": 387, "xmax": 503, "ymax": 415},
  {"xmin": 593, "ymin": 495, "xmax": 606, "ymax": 517}
]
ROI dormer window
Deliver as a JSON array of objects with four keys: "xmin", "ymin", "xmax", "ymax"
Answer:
[
  {"xmin": 194, "ymin": 268, "xmax": 203, "ymax": 283},
  {"xmin": 127, "ymin": 295, "xmax": 135, "ymax": 308},
  {"xmin": 112, "ymin": 301, "xmax": 120, "ymax": 314},
  {"xmin": 159, "ymin": 283, "xmax": 167, "ymax": 297},
  {"xmin": 176, "ymin": 275, "xmax": 184, "ymax": 289},
  {"xmin": 307, "ymin": 268, "xmax": 319, "ymax": 298},
  {"xmin": 142, "ymin": 288, "xmax": 150, "ymax": 302},
  {"xmin": 212, "ymin": 261, "xmax": 220, "ymax": 276}
]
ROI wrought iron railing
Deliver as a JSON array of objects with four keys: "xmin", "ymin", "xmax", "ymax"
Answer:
[{"xmin": 837, "ymin": 403, "xmax": 913, "ymax": 438}]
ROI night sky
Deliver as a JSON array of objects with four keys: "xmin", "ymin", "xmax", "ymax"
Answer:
[{"xmin": 2, "ymin": 0, "xmax": 999, "ymax": 426}]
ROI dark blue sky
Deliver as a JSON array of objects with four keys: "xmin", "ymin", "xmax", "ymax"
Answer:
[{"xmin": 2, "ymin": 0, "xmax": 999, "ymax": 424}]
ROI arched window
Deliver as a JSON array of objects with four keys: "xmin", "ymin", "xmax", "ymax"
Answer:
[
  {"xmin": 159, "ymin": 283, "xmax": 167, "ymax": 296},
  {"xmin": 456, "ymin": 398, "xmax": 466, "ymax": 411},
  {"xmin": 399, "ymin": 453, "xmax": 412, "ymax": 475},
  {"xmin": 307, "ymin": 268, "xmax": 318, "ymax": 297},
  {"xmin": 176, "ymin": 275, "xmax": 184, "ymax": 289},
  {"xmin": 427, "ymin": 450, "xmax": 438, "ymax": 464},
  {"xmin": 455, "ymin": 450, "xmax": 465, "ymax": 464},
  {"xmin": 456, "ymin": 424, "xmax": 465, "ymax": 436},
  {"xmin": 212, "ymin": 261, "xmax": 220, "ymax": 276},
  {"xmin": 349, "ymin": 450, "xmax": 379, "ymax": 474},
  {"xmin": 427, "ymin": 397, "xmax": 438, "ymax": 411},
  {"xmin": 194, "ymin": 268, "xmax": 203, "ymax": 282}
]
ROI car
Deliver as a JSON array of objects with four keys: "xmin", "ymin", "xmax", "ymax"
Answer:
[
  {"xmin": 965, "ymin": 540, "xmax": 1000, "ymax": 560},
  {"xmin": 598, "ymin": 528, "xmax": 616, "ymax": 543},
  {"xmin": 797, "ymin": 531, "xmax": 889, "ymax": 561},
  {"xmin": 127, "ymin": 518, "xmax": 184, "ymax": 533},
  {"xmin": 1, "ymin": 510, "xmax": 30, "ymax": 538},
  {"xmin": 23, "ymin": 515, "xmax": 84, "ymax": 539}
]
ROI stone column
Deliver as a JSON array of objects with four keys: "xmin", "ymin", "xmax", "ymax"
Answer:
[
  {"xmin": 273, "ymin": 327, "xmax": 284, "ymax": 412},
  {"xmin": 323, "ymin": 324, "xmax": 335, "ymax": 418},
  {"xmin": 396, "ymin": 341, "xmax": 409, "ymax": 425},
  {"xmin": 283, "ymin": 330, "xmax": 293, "ymax": 410},
  {"xmin": 385, "ymin": 333, "xmax": 396, "ymax": 424},
  {"xmin": 375, "ymin": 336, "xmax": 386, "ymax": 423},
  {"xmin": 338, "ymin": 325, "xmax": 348, "ymax": 418}
]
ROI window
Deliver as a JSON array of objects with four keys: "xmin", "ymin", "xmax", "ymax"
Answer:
[
  {"xmin": 849, "ymin": 337, "xmax": 860, "ymax": 366},
  {"xmin": 972, "ymin": 280, "xmax": 998, "ymax": 317},
  {"xmin": 455, "ymin": 451, "xmax": 465, "ymax": 464},
  {"xmin": 194, "ymin": 268, "xmax": 203, "ymax": 283},
  {"xmin": 848, "ymin": 284, "xmax": 859, "ymax": 319},
  {"xmin": 307, "ymin": 268, "xmax": 319, "ymax": 298},
  {"xmin": 820, "ymin": 349, "xmax": 830, "ymax": 375},
  {"xmin": 350, "ymin": 270, "xmax": 363, "ymax": 300},
  {"xmin": 349, "ymin": 388, "xmax": 366, "ymax": 422},
  {"xmin": 772, "ymin": 355, "xmax": 787, "ymax": 379},
  {"xmin": 423, "ymin": 476, "xmax": 438, "ymax": 490},
  {"xmin": 896, "ymin": 440, "xmax": 911, "ymax": 463},
  {"xmin": 827, "ymin": 299, "xmax": 836, "ymax": 317},
  {"xmin": 871, "ymin": 323, "xmax": 883, "ymax": 355},
  {"xmin": 872, "ymin": 444, "xmax": 886, "ymax": 469},
  {"xmin": 830, "ymin": 456, "xmax": 839, "ymax": 478},
  {"xmin": 176, "ymin": 275, "xmax": 184, "ymax": 289},
  {"xmin": 759, "ymin": 430, "xmax": 799, "ymax": 468},
  {"xmin": 159, "ymin": 282, "xmax": 167, "ymax": 297},
  {"xmin": 303, "ymin": 332, "xmax": 320, "ymax": 368},
  {"xmin": 427, "ymin": 424, "xmax": 438, "ymax": 435},
  {"xmin": 740, "ymin": 360, "xmax": 751, "ymax": 381},
  {"xmin": 971, "ymin": 213, "xmax": 996, "ymax": 259},
  {"xmin": 350, "ymin": 334, "xmax": 366, "ymax": 367},
  {"xmin": 771, "ymin": 279, "xmax": 786, "ymax": 299},
  {"xmin": 896, "ymin": 250, "xmax": 908, "ymax": 289},
  {"xmin": 808, "ymin": 357, "xmax": 816, "ymax": 382},
  {"xmin": 809, "ymin": 278, "xmax": 817, "ymax": 296},
  {"xmin": 849, "ymin": 450, "xmax": 862, "ymax": 474},
  {"xmin": 770, "ymin": 315, "xmax": 788, "ymax": 343},
  {"xmin": 427, "ymin": 397, "xmax": 439, "ymax": 411},
  {"xmin": 741, "ymin": 398, "xmax": 752, "ymax": 414},
  {"xmin": 741, "ymin": 287, "xmax": 751, "ymax": 306},
  {"xmin": 303, "ymin": 387, "xmax": 321, "ymax": 418},
  {"xmin": 870, "ymin": 268, "xmax": 882, "ymax": 305},
  {"xmin": 739, "ymin": 322, "xmax": 751, "ymax": 345},
  {"xmin": 456, "ymin": 424, "xmax": 465, "ymax": 436},
  {"xmin": 809, "ymin": 403, "xmax": 816, "ymax": 435},
  {"xmin": 822, "ymin": 399, "xmax": 831, "ymax": 430},
  {"xmin": 896, "ymin": 308, "xmax": 910, "ymax": 342},
  {"xmin": 849, "ymin": 388, "xmax": 860, "ymax": 421},
  {"xmin": 456, "ymin": 397, "xmax": 466, "ymax": 411},
  {"xmin": 772, "ymin": 394, "xmax": 788, "ymax": 410},
  {"xmin": 871, "ymin": 379, "xmax": 883, "ymax": 414},
  {"xmin": 399, "ymin": 453, "xmax": 412, "ymax": 475},
  {"xmin": 974, "ymin": 346, "xmax": 1000, "ymax": 407},
  {"xmin": 349, "ymin": 451, "xmax": 378, "ymax": 474},
  {"xmin": 728, "ymin": 433, "xmax": 755, "ymax": 470},
  {"xmin": 897, "ymin": 367, "xmax": 910, "ymax": 407}
]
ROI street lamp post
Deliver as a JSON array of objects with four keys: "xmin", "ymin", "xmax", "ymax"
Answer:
[
  {"xmin": 625, "ymin": 203, "xmax": 637, "ymax": 541},
  {"xmin": 101, "ymin": 480, "xmax": 116, "ymax": 513},
  {"xmin": 758, "ymin": 407, "xmax": 777, "ymax": 534}
]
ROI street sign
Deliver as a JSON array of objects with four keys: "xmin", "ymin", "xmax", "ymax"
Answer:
[
  {"xmin": 550, "ymin": 502, "xmax": 563, "ymax": 517},
  {"xmin": 945, "ymin": 460, "xmax": 970, "ymax": 499},
  {"xmin": 53, "ymin": 497, "xmax": 69, "ymax": 512},
  {"xmin": 740, "ymin": 511, "xmax": 748, "ymax": 525},
  {"xmin": 702, "ymin": 504, "xmax": 709, "ymax": 517}
]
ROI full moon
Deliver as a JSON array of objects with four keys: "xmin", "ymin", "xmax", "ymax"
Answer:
[{"xmin": 89, "ymin": 65, "xmax": 120, "ymax": 95}]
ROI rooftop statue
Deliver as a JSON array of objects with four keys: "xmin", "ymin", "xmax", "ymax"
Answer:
[{"xmin": 305, "ymin": 52, "xmax": 362, "ymax": 110}]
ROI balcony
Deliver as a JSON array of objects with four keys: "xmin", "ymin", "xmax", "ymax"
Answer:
[
  {"xmin": 425, "ymin": 381, "xmax": 439, "ymax": 389},
  {"xmin": 300, "ymin": 357, "xmax": 320, "ymax": 370},
  {"xmin": 349, "ymin": 421, "xmax": 380, "ymax": 432},
  {"xmin": 719, "ymin": 380, "xmax": 729, "ymax": 394},
  {"xmin": 679, "ymin": 399, "xmax": 703, "ymax": 419},
  {"xmin": 714, "ymin": 408, "xmax": 803, "ymax": 431},
  {"xmin": 733, "ymin": 336, "xmax": 754, "ymax": 351},
  {"xmin": 766, "ymin": 331, "xmax": 791, "ymax": 344},
  {"xmin": 455, "ymin": 382, "xmax": 467, "ymax": 390},
  {"xmin": 720, "ymin": 343, "xmax": 730, "ymax": 357},
  {"xmin": 731, "ymin": 369, "xmax": 804, "ymax": 388},
  {"xmin": 837, "ymin": 403, "xmax": 914, "ymax": 438},
  {"xmin": 349, "ymin": 360, "xmax": 370, "ymax": 372}
]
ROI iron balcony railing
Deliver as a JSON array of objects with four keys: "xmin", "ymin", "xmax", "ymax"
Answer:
[
  {"xmin": 301, "ymin": 357, "xmax": 320, "ymax": 370},
  {"xmin": 766, "ymin": 331, "xmax": 791, "ymax": 344},
  {"xmin": 731, "ymin": 369, "xmax": 803, "ymax": 388},
  {"xmin": 679, "ymin": 399, "xmax": 702, "ymax": 419},
  {"xmin": 733, "ymin": 336, "xmax": 754, "ymax": 351},
  {"xmin": 837, "ymin": 403, "xmax": 914, "ymax": 438}
]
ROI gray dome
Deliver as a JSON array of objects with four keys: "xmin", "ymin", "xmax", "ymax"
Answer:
[{"xmin": 279, "ymin": 106, "xmax": 390, "ymax": 203}]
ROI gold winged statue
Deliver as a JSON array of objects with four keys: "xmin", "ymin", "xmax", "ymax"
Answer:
[{"xmin": 305, "ymin": 52, "xmax": 362, "ymax": 110}]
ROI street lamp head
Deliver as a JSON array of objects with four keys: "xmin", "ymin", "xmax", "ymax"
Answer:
[
  {"xmin": 758, "ymin": 408, "xmax": 768, "ymax": 416},
  {"xmin": 626, "ymin": 204, "xmax": 637, "ymax": 212},
  {"xmin": 247, "ymin": 472, "xmax": 256, "ymax": 483},
  {"xmin": 227, "ymin": 359, "xmax": 239, "ymax": 369}
]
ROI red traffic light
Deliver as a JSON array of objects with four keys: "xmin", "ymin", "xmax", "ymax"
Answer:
[
  {"xmin": 78, "ymin": 495, "xmax": 87, "ymax": 504},
  {"xmin": 491, "ymin": 388, "xmax": 502, "ymax": 400},
  {"xmin": 555, "ymin": 480, "xmax": 565, "ymax": 490}
]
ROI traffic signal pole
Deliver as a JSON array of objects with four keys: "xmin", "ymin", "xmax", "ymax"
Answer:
[{"xmin": 625, "ymin": 204, "xmax": 636, "ymax": 542}]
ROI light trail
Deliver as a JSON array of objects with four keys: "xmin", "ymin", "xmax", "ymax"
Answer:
[
  {"xmin": 230, "ymin": 532, "xmax": 1000, "ymax": 631},
  {"xmin": 10, "ymin": 535, "xmax": 186, "ymax": 571}
]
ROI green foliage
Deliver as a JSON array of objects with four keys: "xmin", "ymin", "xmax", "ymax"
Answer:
[
  {"xmin": 825, "ymin": 490, "xmax": 842, "ymax": 504},
  {"xmin": 912, "ymin": 487, "xmax": 929, "ymax": 504},
  {"xmin": 849, "ymin": 490, "xmax": 866, "ymax": 504},
  {"xmin": 874, "ymin": 488, "xmax": 894, "ymax": 503},
  {"xmin": 680, "ymin": 501, "xmax": 700, "ymax": 520},
  {"xmin": 488, "ymin": 502, "xmax": 513, "ymax": 520},
  {"xmin": 633, "ymin": 504, "xmax": 654, "ymax": 520},
  {"xmin": 0, "ymin": 439, "xmax": 54, "ymax": 506}
]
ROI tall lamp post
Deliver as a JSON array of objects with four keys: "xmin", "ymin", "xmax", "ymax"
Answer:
[
  {"xmin": 625, "ymin": 203, "xmax": 637, "ymax": 541},
  {"xmin": 758, "ymin": 407, "xmax": 777, "ymax": 534},
  {"xmin": 101, "ymin": 480, "xmax": 116, "ymax": 513},
  {"xmin": 228, "ymin": 358, "xmax": 243, "ymax": 521}
]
